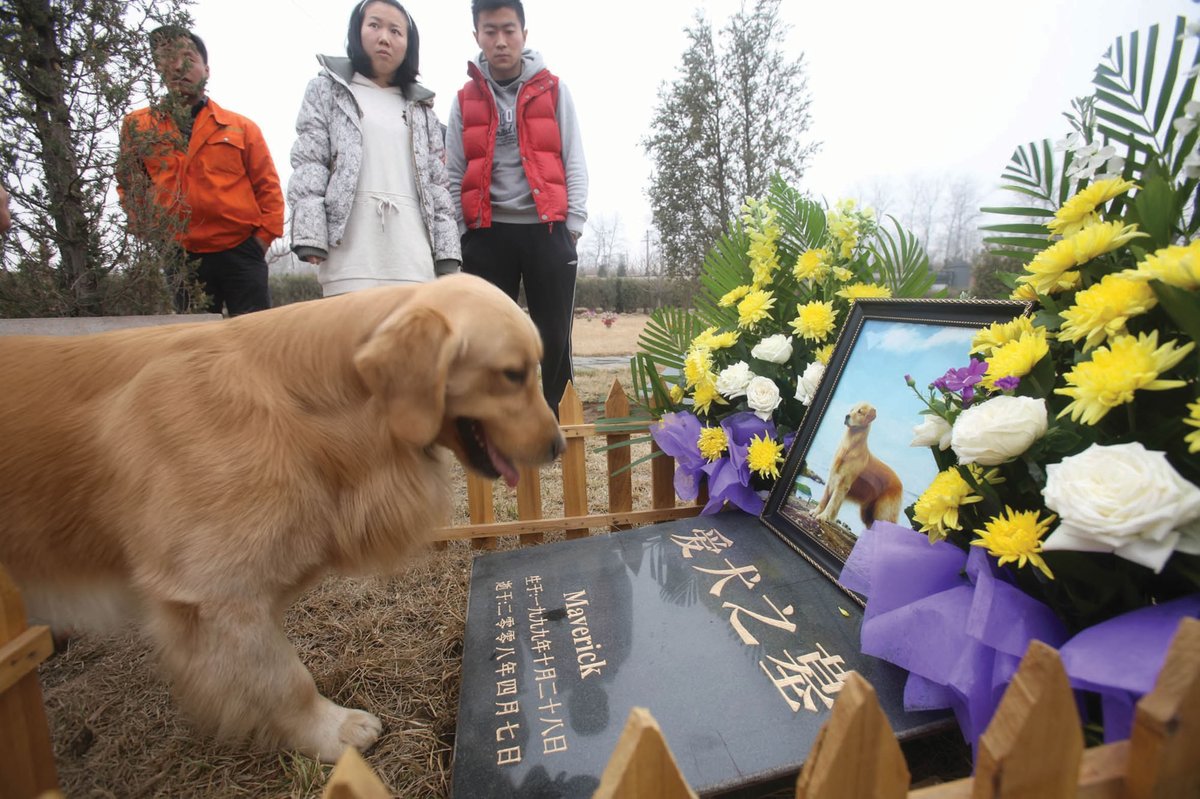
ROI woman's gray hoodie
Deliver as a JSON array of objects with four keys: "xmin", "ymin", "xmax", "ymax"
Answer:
[{"xmin": 287, "ymin": 55, "xmax": 461, "ymax": 272}]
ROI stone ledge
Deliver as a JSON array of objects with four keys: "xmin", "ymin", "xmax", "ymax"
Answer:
[{"xmin": 0, "ymin": 314, "xmax": 222, "ymax": 336}]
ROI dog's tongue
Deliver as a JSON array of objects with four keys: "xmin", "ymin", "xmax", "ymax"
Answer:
[{"xmin": 487, "ymin": 440, "xmax": 520, "ymax": 488}]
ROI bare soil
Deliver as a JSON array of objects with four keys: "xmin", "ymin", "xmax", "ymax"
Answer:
[{"xmin": 571, "ymin": 312, "xmax": 649, "ymax": 357}]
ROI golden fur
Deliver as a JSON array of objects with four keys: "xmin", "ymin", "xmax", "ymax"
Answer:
[
  {"xmin": 815, "ymin": 402, "xmax": 903, "ymax": 527},
  {"xmin": 0, "ymin": 274, "xmax": 563, "ymax": 762}
]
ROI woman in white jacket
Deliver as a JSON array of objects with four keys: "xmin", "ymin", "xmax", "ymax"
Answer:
[{"xmin": 288, "ymin": 0, "xmax": 460, "ymax": 296}]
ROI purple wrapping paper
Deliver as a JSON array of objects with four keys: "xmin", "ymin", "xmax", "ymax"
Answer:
[
  {"xmin": 840, "ymin": 522, "xmax": 1068, "ymax": 744},
  {"xmin": 1058, "ymin": 595, "xmax": 1200, "ymax": 741},
  {"xmin": 840, "ymin": 521, "xmax": 1200, "ymax": 748},
  {"xmin": 649, "ymin": 412, "xmax": 705, "ymax": 501},
  {"xmin": 650, "ymin": 411, "xmax": 778, "ymax": 516}
]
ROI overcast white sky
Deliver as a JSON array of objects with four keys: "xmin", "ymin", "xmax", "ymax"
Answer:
[{"xmin": 189, "ymin": 0, "xmax": 1196, "ymax": 258}]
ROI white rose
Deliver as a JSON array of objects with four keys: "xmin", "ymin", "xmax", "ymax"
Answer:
[
  {"xmin": 794, "ymin": 361, "xmax": 825, "ymax": 406},
  {"xmin": 751, "ymin": 334, "xmax": 793, "ymax": 364},
  {"xmin": 950, "ymin": 396, "xmax": 1048, "ymax": 466},
  {"xmin": 911, "ymin": 415, "xmax": 953, "ymax": 451},
  {"xmin": 1041, "ymin": 442, "xmax": 1200, "ymax": 573},
  {"xmin": 745, "ymin": 376, "xmax": 782, "ymax": 421},
  {"xmin": 715, "ymin": 361, "xmax": 755, "ymax": 399}
]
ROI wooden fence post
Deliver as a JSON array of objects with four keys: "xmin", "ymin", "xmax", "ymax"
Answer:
[
  {"xmin": 559, "ymin": 382, "xmax": 589, "ymax": 540},
  {"xmin": 605, "ymin": 378, "xmax": 633, "ymax": 532},
  {"xmin": 0, "ymin": 565, "xmax": 58, "ymax": 799},
  {"xmin": 516, "ymin": 463, "xmax": 544, "ymax": 546},
  {"xmin": 794, "ymin": 672, "xmax": 909, "ymax": 799},
  {"xmin": 1124, "ymin": 617, "xmax": 1200, "ymax": 799},
  {"xmin": 593, "ymin": 707, "xmax": 697, "ymax": 799},
  {"xmin": 468, "ymin": 472, "xmax": 496, "ymax": 551},
  {"xmin": 972, "ymin": 640, "xmax": 1083, "ymax": 799},
  {"xmin": 321, "ymin": 747, "xmax": 391, "ymax": 799}
]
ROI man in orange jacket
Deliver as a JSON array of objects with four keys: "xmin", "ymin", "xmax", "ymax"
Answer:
[{"xmin": 118, "ymin": 26, "xmax": 284, "ymax": 315}]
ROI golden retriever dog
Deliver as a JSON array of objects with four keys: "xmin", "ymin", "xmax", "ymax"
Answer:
[
  {"xmin": 815, "ymin": 402, "xmax": 903, "ymax": 527},
  {"xmin": 0, "ymin": 274, "xmax": 564, "ymax": 762}
]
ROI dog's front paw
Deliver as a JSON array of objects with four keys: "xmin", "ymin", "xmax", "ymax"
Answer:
[
  {"xmin": 338, "ymin": 708, "xmax": 383, "ymax": 753},
  {"xmin": 300, "ymin": 698, "xmax": 383, "ymax": 762}
]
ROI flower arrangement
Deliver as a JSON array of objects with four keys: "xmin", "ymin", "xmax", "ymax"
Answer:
[
  {"xmin": 627, "ymin": 176, "xmax": 937, "ymax": 514},
  {"xmin": 601, "ymin": 311, "xmax": 618, "ymax": 329},
  {"xmin": 841, "ymin": 17, "xmax": 1200, "ymax": 749}
]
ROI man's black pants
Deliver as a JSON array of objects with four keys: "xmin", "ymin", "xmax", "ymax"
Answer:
[
  {"xmin": 179, "ymin": 235, "xmax": 271, "ymax": 316},
  {"xmin": 462, "ymin": 222, "xmax": 578, "ymax": 415}
]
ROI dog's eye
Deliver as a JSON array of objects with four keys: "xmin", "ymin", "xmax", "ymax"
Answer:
[{"xmin": 503, "ymin": 368, "xmax": 527, "ymax": 384}]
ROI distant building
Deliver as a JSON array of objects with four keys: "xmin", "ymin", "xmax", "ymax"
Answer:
[{"xmin": 937, "ymin": 259, "xmax": 972, "ymax": 289}]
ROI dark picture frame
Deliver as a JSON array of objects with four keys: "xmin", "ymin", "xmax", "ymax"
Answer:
[{"xmin": 759, "ymin": 298, "xmax": 1032, "ymax": 602}]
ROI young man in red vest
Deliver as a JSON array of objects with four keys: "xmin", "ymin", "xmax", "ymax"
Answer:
[{"xmin": 446, "ymin": 0, "xmax": 589, "ymax": 415}]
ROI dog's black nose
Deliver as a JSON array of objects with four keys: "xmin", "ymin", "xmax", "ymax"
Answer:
[{"xmin": 549, "ymin": 433, "xmax": 566, "ymax": 461}]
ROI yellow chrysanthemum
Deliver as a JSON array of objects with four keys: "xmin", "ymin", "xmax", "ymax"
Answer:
[
  {"xmin": 691, "ymin": 379, "xmax": 727, "ymax": 416},
  {"xmin": 1011, "ymin": 282, "xmax": 1040, "ymax": 302},
  {"xmin": 693, "ymin": 327, "xmax": 740, "ymax": 351},
  {"xmin": 982, "ymin": 329, "xmax": 1050, "ymax": 390},
  {"xmin": 789, "ymin": 300, "xmax": 838, "ymax": 342},
  {"xmin": 970, "ymin": 507, "xmax": 1057, "ymax": 579},
  {"xmin": 746, "ymin": 434, "xmax": 785, "ymax": 480},
  {"xmin": 683, "ymin": 347, "xmax": 714, "ymax": 389},
  {"xmin": 719, "ymin": 284, "xmax": 753, "ymax": 308},
  {"xmin": 1047, "ymin": 177, "xmax": 1138, "ymax": 237},
  {"xmin": 669, "ymin": 384, "xmax": 685, "ymax": 404},
  {"xmin": 1017, "ymin": 238, "xmax": 1081, "ymax": 296},
  {"xmin": 912, "ymin": 466, "xmax": 985, "ymax": 542},
  {"xmin": 1124, "ymin": 240, "xmax": 1200, "ymax": 290},
  {"xmin": 972, "ymin": 316, "xmax": 1038, "ymax": 357},
  {"xmin": 1058, "ymin": 273, "xmax": 1158, "ymax": 351},
  {"xmin": 836, "ymin": 283, "xmax": 892, "ymax": 302},
  {"xmin": 697, "ymin": 426, "xmax": 729, "ymax": 462},
  {"xmin": 1017, "ymin": 222, "xmax": 1146, "ymax": 296},
  {"xmin": 1055, "ymin": 331, "xmax": 1196, "ymax": 425},
  {"xmin": 793, "ymin": 248, "xmax": 831, "ymax": 282},
  {"xmin": 736, "ymin": 289, "xmax": 777, "ymax": 329},
  {"xmin": 1186, "ymin": 400, "xmax": 1200, "ymax": 454},
  {"xmin": 815, "ymin": 343, "xmax": 835, "ymax": 365},
  {"xmin": 1071, "ymin": 221, "xmax": 1148, "ymax": 263}
]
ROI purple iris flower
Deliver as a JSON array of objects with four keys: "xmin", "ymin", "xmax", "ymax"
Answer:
[
  {"xmin": 994, "ymin": 376, "xmax": 1021, "ymax": 392},
  {"xmin": 933, "ymin": 359, "xmax": 989, "ymax": 405}
]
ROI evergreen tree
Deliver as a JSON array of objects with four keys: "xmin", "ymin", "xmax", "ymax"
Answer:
[
  {"xmin": 644, "ymin": 0, "xmax": 817, "ymax": 280},
  {"xmin": 0, "ymin": 0, "xmax": 194, "ymax": 317}
]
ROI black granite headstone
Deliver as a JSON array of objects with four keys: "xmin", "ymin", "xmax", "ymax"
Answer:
[{"xmin": 451, "ymin": 511, "xmax": 948, "ymax": 797}]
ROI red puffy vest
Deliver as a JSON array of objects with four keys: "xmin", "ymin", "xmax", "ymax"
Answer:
[{"xmin": 457, "ymin": 62, "xmax": 568, "ymax": 229}]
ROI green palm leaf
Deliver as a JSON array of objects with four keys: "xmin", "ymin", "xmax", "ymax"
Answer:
[{"xmin": 865, "ymin": 216, "xmax": 936, "ymax": 296}]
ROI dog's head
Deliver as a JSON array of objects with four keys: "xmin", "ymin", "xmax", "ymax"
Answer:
[
  {"xmin": 844, "ymin": 402, "xmax": 877, "ymax": 429},
  {"xmin": 353, "ymin": 275, "xmax": 564, "ymax": 485}
]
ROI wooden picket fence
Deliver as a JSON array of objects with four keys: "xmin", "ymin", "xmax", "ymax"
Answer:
[
  {"xmin": 0, "ymin": 565, "xmax": 59, "ymax": 799},
  {"xmin": 433, "ymin": 378, "xmax": 702, "ymax": 548},
  {"xmin": 321, "ymin": 617, "xmax": 1200, "ymax": 799}
]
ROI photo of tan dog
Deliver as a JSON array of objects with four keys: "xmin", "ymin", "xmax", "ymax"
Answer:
[
  {"xmin": 0, "ymin": 274, "xmax": 564, "ymax": 762},
  {"xmin": 814, "ymin": 401, "xmax": 903, "ymax": 527}
]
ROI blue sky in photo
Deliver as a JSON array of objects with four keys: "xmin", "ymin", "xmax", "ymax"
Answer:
[{"xmin": 791, "ymin": 319, "xmax": 980, "ymax": 532}]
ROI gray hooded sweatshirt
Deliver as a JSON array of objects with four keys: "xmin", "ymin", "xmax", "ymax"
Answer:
[
  {"xmin": 288, "ymin": 55, "xmax": 461, "ymax": 272},
  {"xmin": 445, "ymin": 49, "xmax": 588, "ymax": 235}
]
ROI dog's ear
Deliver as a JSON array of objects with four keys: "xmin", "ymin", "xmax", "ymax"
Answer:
[{"xmin": 354, "ymin": 306, "xmax": 456, "ymax": 446}]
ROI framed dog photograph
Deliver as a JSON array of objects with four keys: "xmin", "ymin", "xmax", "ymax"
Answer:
[{"xmin": 760, "ymin": 298, "xmax": 1031, "ymax": 596}]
